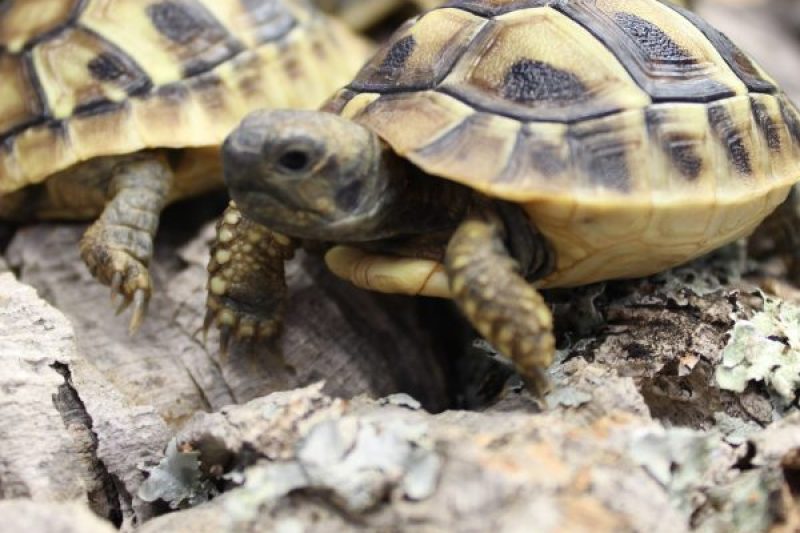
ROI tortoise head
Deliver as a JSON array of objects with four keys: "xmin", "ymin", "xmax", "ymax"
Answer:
[{"xmin": 223, "ymin": 110, "xmax": 397, "ymax": 241}]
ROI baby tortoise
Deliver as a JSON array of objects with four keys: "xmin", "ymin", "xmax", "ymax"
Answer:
[
  {"xmin": 0, "ymin": 0, "xmax": 370, "ymax": 331},
  {"xmin": 207, "ymin": 0, "xmax": 800, "ymax": 394}
]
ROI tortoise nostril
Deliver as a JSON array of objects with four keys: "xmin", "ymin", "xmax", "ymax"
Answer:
[{"xmin": 278, "ymin": 150, "xmax": 310, "ymax": 172}]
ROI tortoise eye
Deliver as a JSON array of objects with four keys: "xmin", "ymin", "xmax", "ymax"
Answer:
[{"xmin": 277, "ymin": 149, "xmax": 311, "ymax": 172}]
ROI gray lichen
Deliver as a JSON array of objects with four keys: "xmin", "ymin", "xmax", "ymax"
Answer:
[
  {"xmin": 628, "ymin": 427, "xmax": 723, "ymax": 516},
  {"xmin": 138, "ymin": 439, "xmax": 218, "ymax": 509},
  {"xmin": 716, "ymin": 297, "xmax": 800, "ymax": 405},
  {"xmin": 223, "ymin": 411, "xmax": 442, "ymax": 526},
  {"xmin": 697, "ymin": 469, "xmax": 787, "ymax": 533}
]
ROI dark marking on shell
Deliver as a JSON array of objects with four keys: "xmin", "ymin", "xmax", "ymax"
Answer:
[
  {"xmin": 79, "ymin": 26, "xmax": 153, "ymax": 96},
  {"xmin": 646, "ymin": 109, "xmax": 703, "ymax": 181},
  {"xmin": 526, "ymin": 143, "xmax": 567, "ymax": 177},
  {"xmin": 587, "ymin": 149, "xmax": 630, "ymax": 191},
  {"xmin": 666, "ymin": 3, "xmax": 776, "ymax": 94},
  {"xmin": 613, "ymin": 12, "xmax": 694, "ymax": 65},
  {"xmin": 708, "ymin": 105, "xmax": 752, "ymax": 175},
  {"xmin": 751, "ymin": 99, "xmax": 781, "ymax": 152},
  {"xmin": 188, "ymin": 72, "xmax": 227, "ymax": 112},
  {"xmin": 145, "ymin": 0, "xmax": 243, "ymax": 77},
  {"xmin": 568, "ymin": 120, "xmax": 632, "ymax": 192},
  {"xmin": 349, "ymin": 15, "xmax": 484, "ymax": 93},
  {"xmin": 668, "ymin": 141, "xmax": 703, "ymax": 180},
  {"xmin": 555, "ymin": 3, "xmax": 735, "ymax": 103},
  {"xmin": 240, "ymin": 0, "xmax": 297, "ymax": 45},
  {"xmin": 147, "ymin": 1, "xmax": 207, "ymax": 44},
  {"xmin": 189, "ymin": 71, "xmax": 224, "ymax": 91},
  {"xmin": 378, "ymin": 35, "xmax": 416, "ymax": 77},
  {"xmin": 502, "ymin": 59, "xmax": 587, "ymax": 104},
  {"xmin": 227, "ymin": 53, "xmax": 263, "ymax": 99},
  {"xmin": 779, "ymin": 98, "xmax": 800, "ymax": 146},
  {"xmin": 87, "ymin": 53, "xmax": 126, "ymax": 81},
  {"xmin": 142, "ymin": 81, "xmax": 191, "ymax": 105}
]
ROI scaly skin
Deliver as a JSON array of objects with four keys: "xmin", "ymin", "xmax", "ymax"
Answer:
[
  {"xmin": 79, "ymin": 155, "xmax": 172, "ymax": 333},
  {"xmin": 445, "ymin": 216, "xmax": 555, "ymax": 396},
  {"xmin": 204, "ymin": 202, "xmax": 297, "ymax": 351}
]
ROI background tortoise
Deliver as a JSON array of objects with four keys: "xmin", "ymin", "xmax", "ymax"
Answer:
[
  {"xmin": 315, "ymin": 0, "xmax": 444, "ymax": 33},
  {"xmin": 314, "ymin": 0, "xmax": 444, "ymax": 33},
  {"xmin": 207, "ymin": 0, "xmax": 800, "ymax": 393},
  {"xmin": 314, "ymin": 0, "xmax": 691, "ymax": 33},
  {"xmin": 0, "ymin": 0, "xmax": 370, "ymax": 330}
]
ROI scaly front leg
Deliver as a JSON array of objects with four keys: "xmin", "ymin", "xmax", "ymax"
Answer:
[
  {"xmin": 80, "ymin": 155, "xmax": 172, "ymax": 333},
  {"xmin": 445, "ymin": 215, "xmax": 555, "ymax": 396},
  {"xmin": 204, "ymin": 202, "xmax": 297, "ymax": 351}
]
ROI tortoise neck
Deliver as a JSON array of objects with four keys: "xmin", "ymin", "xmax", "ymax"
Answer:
[{"xmin": 351, "ymin": 145, "xmax": 474, "ymax": 241}]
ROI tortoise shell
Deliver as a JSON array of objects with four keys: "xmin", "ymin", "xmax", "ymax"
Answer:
[
  {"xmin": 0, "ymin": 0, "xmax": 370, "ymax": 194},
  {"xmin": 325, "ymin": 0, "xmax": 800, "ymax": 287}
]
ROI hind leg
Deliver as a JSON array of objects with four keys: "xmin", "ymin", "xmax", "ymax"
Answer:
[{"xmin": 80, "ymin": 155, "xmax": 172, "ymax": 333}]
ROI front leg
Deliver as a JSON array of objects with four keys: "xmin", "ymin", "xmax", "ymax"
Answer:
[
  {"xmin": 80, "ymin": 155, "xmax": 172, "ymax": 333},
  {"xmin": 445, "ymin": 215, "xmax": 555, "ymax": 396},
  {"xmin": 204, "ymin": 202, "xmax": 297, "ymax": 351}
]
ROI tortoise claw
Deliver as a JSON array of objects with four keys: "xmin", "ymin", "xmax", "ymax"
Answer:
[
  {"xmin": 218, "ymin": 325, "xmax": 232, "ymax": 359},
  {"xmin": 203, "ymin": 295, "xmax": 281, "ymax": 357},
  {"xmin": 129, "ymin": 289, "xmax": 149, "ymax": 335},
  {"xmin": 89, "ymin": 252, "xmax": 151, "ymax": 335}
]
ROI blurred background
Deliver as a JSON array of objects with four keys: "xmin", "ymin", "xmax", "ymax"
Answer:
[{"xmin": 694, "ymin": 0, "xmax": 800, "ymax": 102}]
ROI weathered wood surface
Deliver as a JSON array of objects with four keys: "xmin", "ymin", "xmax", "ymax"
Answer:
[
  {"xmin": 134, "ymin": 384, "xmax": 800, "ymax": 533},
  {"xmin": 0, "ymin": 501, "xmax": 117, "ymax": 533},
  {"xmin": 0, "ymin": 272, "xmax": 169, "ymax": 528},
  {"xmin": 5, "ymin": 222, "xmax": 449, "ymax": 428}
]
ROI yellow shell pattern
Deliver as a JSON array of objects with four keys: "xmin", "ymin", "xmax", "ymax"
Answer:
[
  {"xmin": 325, "ymin": 0, "xmax": 800, "ymax": 288},
  {"xmin": 0, "ymin": 0, "xmax": 370, "ymax": 194}
]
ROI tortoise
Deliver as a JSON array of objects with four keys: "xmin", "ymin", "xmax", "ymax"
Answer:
[
  {"xmin": 205, "ymin": 0, "xmax": 800, "ymax": 394},
  {"xmin": 0, "ymin": 0, "xmax": 370, "ymax": 331}
]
